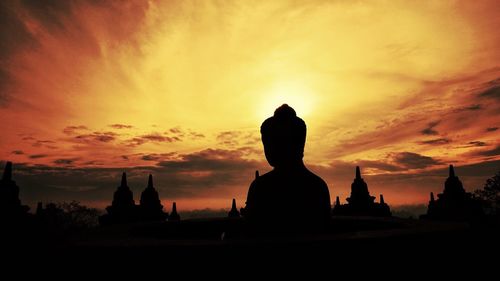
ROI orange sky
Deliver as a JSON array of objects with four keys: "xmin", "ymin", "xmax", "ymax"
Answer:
[{"xmin": 0, "ymin": 0, "xmax": 499, "ymax": 211}]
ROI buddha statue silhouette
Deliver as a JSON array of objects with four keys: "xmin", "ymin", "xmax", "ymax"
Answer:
[{"xmin": 243, "ymin": 104, "xmax": 331, "ymax": 231}]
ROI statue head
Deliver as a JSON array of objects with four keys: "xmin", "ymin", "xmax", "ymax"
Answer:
[{"xmin": 260, "ymin": 104, "xmax": 306, "ymax": 167}]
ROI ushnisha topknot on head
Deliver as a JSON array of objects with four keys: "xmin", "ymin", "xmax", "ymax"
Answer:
[
  {"xmin": 261, "ymin": 104, "xmax": 306, "ymax": 139},
  {"xmin": 273, "ymin": 104, "xmax": 297, "ymax": 119},
  {"xmin": 260, "ymin": 104, "xmax": 307, "ymax": 166}
]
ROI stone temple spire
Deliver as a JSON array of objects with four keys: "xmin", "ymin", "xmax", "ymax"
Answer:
[
  {"xmin": 147, "ymin": 174, "xmax": 153, "ymax": 189},
  {"xmin": 444, "ymin": 164, "xmax": 465, "ymax": 196},
  {"xmin": 111, "ymin": 172, "xmax": 135, "ymax": 208},
  {"xmin": 120, "ymin": 172, "xmax": 127, "ymax": 188},
  {"xmin": 425, "ymin": 191, "xmax": 436, "ymax": 217},
  {"xmin": 228, "ymin": 198, "xmax": 240, "ymax": 218},
  {"xmin": 346, "ymin": 166, "xmax": 374, "ymax": 206},
  {"xmin": 139, "ymin": 174, "xmax": 166, "ymax": 221},
  {"xmin": 333, "ymin": 165, "xmax": 390, "ymax": 217},
  {"xmin": 0, "ymin": 161, "xmax": 29, "ymax": 216},
  {"xmin": 255, "ymin": 170, "xmax": 259, "ymax": 179},
  {"xmin": 421, "ymin": 165, "xmax": 483, "ymax": 220},
  {"xmin": 2, "ymin": 162, "xmax": 13, "ymax": 182},
  {"xmin": 169, "ymin": 202, "xmax": 180, "ymax": 221}
]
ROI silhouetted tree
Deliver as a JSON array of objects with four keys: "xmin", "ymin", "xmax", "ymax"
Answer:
[
  {"xmin": 59, "ymin": 201, "xmax": 100, "ymax": 229},
  {"xmin": 37, "ymin": 201, "xmax": 100, "ymax": 230},
  {"xmin": 475, "ymin": 171, "xmax": 500, "ymax": 215}
]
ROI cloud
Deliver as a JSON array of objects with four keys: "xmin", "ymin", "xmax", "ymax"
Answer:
[
  {"xmin": 332, "ymin": 152, "xmax": 442, "ymax": 175},
  {"xmin": 189, "ymin": 132, "xmax": 205, "ymax": 139},
  {"xmin": 474, "ymin": 145, "xmax": 500, "ymax": 157},
  {"xmin": 141, "ymin": 153, "xmax": 177, "ymax": 162},
  {"xmin": 217, "ymin": 131, "xmax": 241, "ymax": 146},
  {"xmin": 169, "ymin": 127, "xmax": 182, "ymax": 134},
  {"xmin": 141, "ymin": 133, "xmax": 179, "ymax": 142},
  {"xmin": 168, "ymin": 127, "xmax": 205, "ymax": 140},
  {"xmin": 447, "ymin": 159, "xmax": 500, "ymax": 178},
  {"xmin": 0, "ymin": 0, "xmax": 151, "ymax": 104},
  {"xmin": 74, "ymin": 132, "xmax": 117, "ymax": 143},
  {"xmin": 11, "ymin": 150, "xmax": 24, "ymax": 155},
  {"xmin": 124, "ymin": 128, "xmax": 204, "ymax": 147},
  {"xmin": 63, "ymin": 125, "xmax": 88, "ymax": 135},
  {"xmin": 391, "ymin": 152, "xmax": 441, "ymax": 169},
  {"xmin": 420, "ymin": 121, "xmax": 440, "ymax": 135},
  {"xmin": 355, "ymin": 160, "xmax": 404, "ymax": 172},
  {"xmin": 18, "ymin": 0, "xmax": 75, "ymax": 31},
  {"xmin": 18, "ymin": 135, "xmax": 58, "ymax": 149},
  {"xmin": 0, "ymin": 1, "xmax": 39, "ymax": 103},
  {"xmin": 0, "ymin": 67, "xmax": 11, "ymax": 105},
  {"xmin": 478, "ymin": 85, "xmax": 500, "ymax": 100},
  {"xmin": 29, "ymin": 154, "xmax": 48, "ymax": 159},
  {"xmin": 464, "ymin": 104, "xmax": 482, "ymax": 111},
  {"xmin": 2, "ymin": 148, "xmax": 265, "ymax": 208},
  {"xmin": 3, "ymin": 156, "xmax": 498, "ymax": 211},
  {"xmin": 141, "ymin": 154, "xmax": 160, "ymax": 161},
  {"xmin": 326, "ymin": 150, "xmax": 445, "ymax": 182},
  {"xmin": 32, "ymin": 140, "xmax": 57, "ymax": 148},
  {"xmin": 126, "ymin": 132, "xmax": 181, "ymax": 147},
  {"xmin": 1, "ymin": 163, "xmax": 137, "ymax": 208},
  {"xmin": 327, "ymin": 70, "xmax": 500, "ymax": 160},
  {"xmin": 345, "ymin": 159, "xmax": 500, "ymax": 204},
  {"xmin": 1, "ymin": 1, "xmax": 499, "ymax": 210},
  {"xmin": 61, "ymin": 126, "xmax": 203, "ymax": 151},
  {"xmin": 468, "ymin": 141, "xmax": 487, "ymax": 147},
  {"xmin": 418, "ymin": 138, "xmax": 451, "ymax": 145},
  {"xmin": 487, "ymin": 127, "xmax": 498, "ymax": 132},
  {"xmin": 216, "ymin": 130, "xmax": 260, "ymax": 148},
  {"xmin": 154, "ymin": 148, "xmax": 265, "ymax": 198},
  {"xmin": 158, "ymin": 149, "xmax": 259, "ymax": 172},
  {"xmin": 109, "ymin": 124, "xmax": 133, "ymax": 129},
  {"xmin": 53, "ymin": 158, "xmax": 79, "ymax": 165}
]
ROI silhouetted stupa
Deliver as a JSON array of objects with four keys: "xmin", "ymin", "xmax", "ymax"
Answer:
[
  {"xmin": 99, "ymin": 172, "xmax": 138, "ymax": 225},
  {"xmin": 334, "ymin": 196, "xmax": 341, "ymax": 208},
  {"xmin": 228, "ymin": 198, "xmax": 240, "ymax": 218},
  {"xmin": 168, "ymin": 202, "xmax": 180, "ymax": 221},
  {"xmin": 139, "ymin": 174, "xmax": 168, "ymax": 221},
  {"xmin": 421, "ymin": 165, "xmax": 483, "ymax": 221},
  {"xmin": 0, "ymin": 162, "xmax": 30, "ymax": 219},
  {"xmin": 332, "ymin": 166, "xmax": 391, "ymax": 217},
  {"xmin": 347, "ymin": 166, "xmax": 375, "ymax": 207}
]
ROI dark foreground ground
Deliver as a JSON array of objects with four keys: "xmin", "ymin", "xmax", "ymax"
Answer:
[{"xmin": 2, "ymin": 216, "xmax": 500, "ymax": 272}]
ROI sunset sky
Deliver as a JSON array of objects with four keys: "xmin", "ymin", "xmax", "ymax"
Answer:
[{"xmin": 0, "ymin": 0, "xmax": 499, "ymax": 212}]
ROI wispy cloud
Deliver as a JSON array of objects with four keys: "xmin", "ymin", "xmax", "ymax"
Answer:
[
  {"xmin": 418, "ymin": 138, "xmax": 452, "ymax": 146},
  {"xmin": 420, "ymin": 121, "xmax": 440, "ymax": 135},
  {"xmin": 29, "ymin": 154, "xmax": 48, "ymax": 159},
  {"xmin": 109, "ymin": 124, "xmax": 133, "ymax": 129}
]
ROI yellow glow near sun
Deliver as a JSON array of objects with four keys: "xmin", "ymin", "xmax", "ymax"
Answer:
[{"xmin": 257, "ymin": 80, "xmax": 316, "ymax": 120}]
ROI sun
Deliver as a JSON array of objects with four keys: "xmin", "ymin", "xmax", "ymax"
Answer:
[{"xmin": 257, "ymin": 80, "xmax": 316, "ymax": 120}]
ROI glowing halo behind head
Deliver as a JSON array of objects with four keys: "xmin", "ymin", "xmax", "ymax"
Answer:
[{"xmin": 257, "ymin": 80, "xmax": 316, "ymax": 121}]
